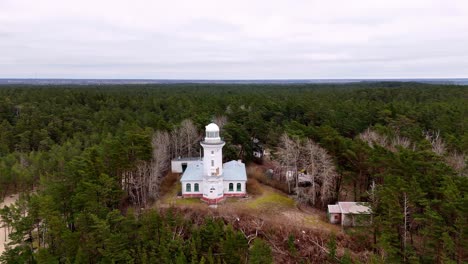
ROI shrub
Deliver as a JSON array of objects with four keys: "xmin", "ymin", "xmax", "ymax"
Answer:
[{"xmin": 246, "ymin": 179, "xmax": 263, "ymax": 195}]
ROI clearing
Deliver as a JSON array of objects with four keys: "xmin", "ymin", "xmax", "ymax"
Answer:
[{"xmin": 155, "ymin": 175, "xmax": 339, "ymax": 233}]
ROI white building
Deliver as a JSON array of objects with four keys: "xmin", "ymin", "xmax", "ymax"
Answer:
[{"xmin": 174, "ymin": 123, "xmax": 247, "ymax": 204}]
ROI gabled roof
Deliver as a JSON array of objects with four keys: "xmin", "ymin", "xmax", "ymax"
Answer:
[
  {"xmin": 328, "ymin": 204, "xmax": 341, "ymax": 214},
  {"xmin": 180, "ymin": 161, "xmax": 204, "ymax": 181},
  {"xmin": 180, "ymin": 160, "xmax": 247, "ymax": 182},
  {"xmin": 223, "ymin": 160, "xmax": 247, "ymax": 181},
  {"xmin": 338, "ymin": 202, "xmax": 371, "ymax": 214}
]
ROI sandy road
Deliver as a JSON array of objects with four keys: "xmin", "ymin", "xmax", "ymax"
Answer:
[{"xmin": 0, "ymin": 193, "xmax": 19, "ymax": 255}]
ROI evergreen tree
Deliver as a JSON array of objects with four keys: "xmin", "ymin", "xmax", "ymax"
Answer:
[{"xmin": 249, "ymin": 239, "xmax": 273, "ymax": 264}]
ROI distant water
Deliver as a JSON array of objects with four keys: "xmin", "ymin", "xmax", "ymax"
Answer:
[{"xmin": 0, "ymin": 78, "xmax": 467, "ymax": 85}]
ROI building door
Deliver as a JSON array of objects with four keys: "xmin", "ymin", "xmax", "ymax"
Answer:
[{"xmin": 182, "ymin": 163, "xmax": 188, "ymax": 172}]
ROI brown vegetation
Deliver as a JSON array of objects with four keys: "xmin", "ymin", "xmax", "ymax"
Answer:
[
  {"xmin": 156, "ymin": 206, "xmax": 373, "ymax": 263},
  {"xmin": 246, "ymin": 178, "xmax": 263, "ymax": 196},
  {"xmin": 247, "ymin": 165, "xmax": 290, "ymax": 194},
  {"xmin": 160, "ymin": 172, "xmax": 180, "ymax": 197}
]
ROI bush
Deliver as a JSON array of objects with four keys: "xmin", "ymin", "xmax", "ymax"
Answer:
[{"xmin": 246, "ymin": 179, "xmax": 263, "ymax": 195}]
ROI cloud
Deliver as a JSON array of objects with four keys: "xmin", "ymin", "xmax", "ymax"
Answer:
[{"xmin": 0, "ymin": 0, "xmax": 467, "ymax": 78}]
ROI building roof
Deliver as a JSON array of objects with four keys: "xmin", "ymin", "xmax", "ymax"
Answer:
[
  {"xmin": 223, "ymin": 160, "xmax": 247, "ymax": 181},
  {"xmin": 180, "ymin": 160, "xmax": 247, "ymax": 182},
  {"xmin": 328, "ymin": 204, "xmax": 341, "ymax": 214},
  {"xmin": 338, "ymin": 202, "xmax": 371, "ymax": 214},
  {"xmin": 180, "ymin": 161, "xmax": 204, "ymax": 181}
]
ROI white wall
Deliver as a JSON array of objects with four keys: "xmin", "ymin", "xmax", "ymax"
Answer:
[
  {"xmin": 202, "ymin": 143, "xmax": 225, "ymax": 177},
  {"xmin": 223, "ymin": 181, "xmax": 246, "ymax": 193},
  {"xmin": 181, "ymin": 181, "xmax": 203, "ymax": 195}
]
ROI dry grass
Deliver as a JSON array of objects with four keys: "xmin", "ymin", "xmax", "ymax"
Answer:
[
  {"xmin": 157, "ymin": 174, "xmax": 181, "ymax": 205},
  {"xmin": 245, "ymin": 187, "xmax": 295, "ymax": 212},
  {"xmin": 159, "ymin": 171, "xmax": 180, "ymax": 197}
]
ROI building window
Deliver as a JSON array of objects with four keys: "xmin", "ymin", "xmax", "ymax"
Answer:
[
  {"xmin": 194, "ymin": 183, "xmax": 199, "ymax": 192},
  {"xmin": 186, "ymin": 183, "xmax": 191, "ymax": 192},
  {"xmin": 211, "ymin": 151, "xmax": 214, "ymax": 155},
  {"xmin": 237, "ymin": 183, "xmax": 241, "ymax": 192},
  {"xmin": 211, "ymin": 160, "xmax": 214, "ymax": 167},
  {"xmin": 229, "ymin": 183, "xmax": 233, "ymax": 191}
]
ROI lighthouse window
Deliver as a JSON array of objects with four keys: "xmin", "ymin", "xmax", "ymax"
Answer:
[
  {"xmin": 186, "ymin": 183, "xmax": 191, "ymax": 192},
  {"xmin": 229, "ymin": 183, "xmax": 234, "ymax": 191},
  {"xmin": 211, "ymin": 151, "xmax": 214, "ymax": 155},
  {"xmin": 206, "ymin": 131, "xmax": 219, "ymax": 138},
  {"xmin": 237, "ymin": 183, "xmax": 241, "ymax": 192},
  {"xmin": 211, "ymin": 160, "xmax": 214, "ymax": 167}
]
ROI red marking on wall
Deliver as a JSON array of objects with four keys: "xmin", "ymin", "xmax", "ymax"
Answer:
[{"xmin": 182, "ymin": 193, "xmax": 203, "ymax": 198}]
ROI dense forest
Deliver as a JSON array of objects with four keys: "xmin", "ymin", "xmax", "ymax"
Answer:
[{"xmin": 0, "ymin": 83, "xmax": 466, "ymax": 263}]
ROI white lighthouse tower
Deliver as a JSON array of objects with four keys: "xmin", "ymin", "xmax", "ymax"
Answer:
[
  {"xmin": 201, "ymin": 123, "xmax": 225, "ymax": 176},
  {"xmin": 201, "ymin": 123, "xmax": 225, "ymax": 202}
]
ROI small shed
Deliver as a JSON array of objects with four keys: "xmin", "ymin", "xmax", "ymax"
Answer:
[{"xmin": 327, "ymin": 202, "xmax": 372, "ymax": 227}]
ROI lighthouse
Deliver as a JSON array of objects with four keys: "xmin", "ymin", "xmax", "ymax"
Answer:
[
  {"xmin": 175, "ymin": 122, "xmax": 247, "ymax": 204},
  {"xmin": 200, "ymin": 123, "xmax": 225, "ymax": 202}
]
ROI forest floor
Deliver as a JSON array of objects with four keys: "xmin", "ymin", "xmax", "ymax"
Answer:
[{"xmin": 155, "ymin": 175, "xmax": 339, "ymax": 233}]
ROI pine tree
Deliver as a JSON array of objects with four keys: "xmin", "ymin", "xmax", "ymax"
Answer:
[
  {"xmin": 191, "ymin": 238, "xmax": 199, "ymax": 264},
  {"xmin": 248, "ymin": 239, "xmax": 273, "ymax": 264},
  {"xmin": 176, "ymin": 250, "xmax": 188, "ymax": 264},
  {"xmin": 207, "ymin": 247, "xmax": 215, "ymax": 264},
  {"xmin": 199, "ymin": 256, "xmax": 206, "ymax": 264},
  {"xmin": 327, "ymin": 233, "xmax": 337, "ymax": 262}
]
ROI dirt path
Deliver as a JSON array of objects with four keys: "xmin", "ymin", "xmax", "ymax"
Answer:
[{"xmin": 0, "ymin": 193, "xmax": 19, "ymax": 255}]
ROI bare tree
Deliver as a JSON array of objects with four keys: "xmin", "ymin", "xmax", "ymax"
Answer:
[
  {"xmin": 303, "ymin": 139, "xmax": 339, "ymax": 206},
  {"xmin": 391, "ymin": 136, "xmax": 412, "ymax": 150},
  {"xmin": 148, "ymin": 131, "xmax": 171, "ymax": 200},
  {"xmin": 180, "ymin": 119, "xmax": 200, "ymax": 157},
  {"xmin": 424, "ymin": 130, "xmax": 466, "ymax": 175},
  {"xmin": 446, "ymin": 152, "xmax": 467, "ymax": 176},
  {"xmin": 423, "ymin": 130, "xmax": 446, "ymax": 155},
  {"xmin": 214, "ymin": 115, "xmax": 228, "ymax": 131},
  {"xmin": 276, "ymin": 134, "xmax": 339, "ymax": 206},
  {"xmin": 171, "ymin": 119, "xmax": 200, "ymax": 158},
  {"xmin": 359, "ymin": 128, "xmax": 413, "ymax": 152},
  {"xmin": 359, "ymin": 128, "xmax": 388, "ymax": 148},
  {"xmin": 402, "ymin": 192, "xmax": 409, "ymax": 261},
  {"xmin": 171, "ymin": 128, "xmax": 181, "ymax": 158},
  {"xmin": 123, "ymin": 131, "xmax": 171, "ymax": 208},
  {"xmin": 276, "ymin": 134, "xmax": 301, "ymax": 193}
]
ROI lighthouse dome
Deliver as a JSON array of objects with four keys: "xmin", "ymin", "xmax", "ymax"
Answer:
[
  {"xmin": 206, "ymin": 123, "xmax": 219, "ymax": 132},
  {"xmin": 205, "ymin": 123, "xmax": 221, "ymax": 141}
]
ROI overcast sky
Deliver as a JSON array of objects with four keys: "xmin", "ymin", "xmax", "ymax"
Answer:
[{"xmin": 1, "ymin": 0, "xmax": 467, "ymax": 79}]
